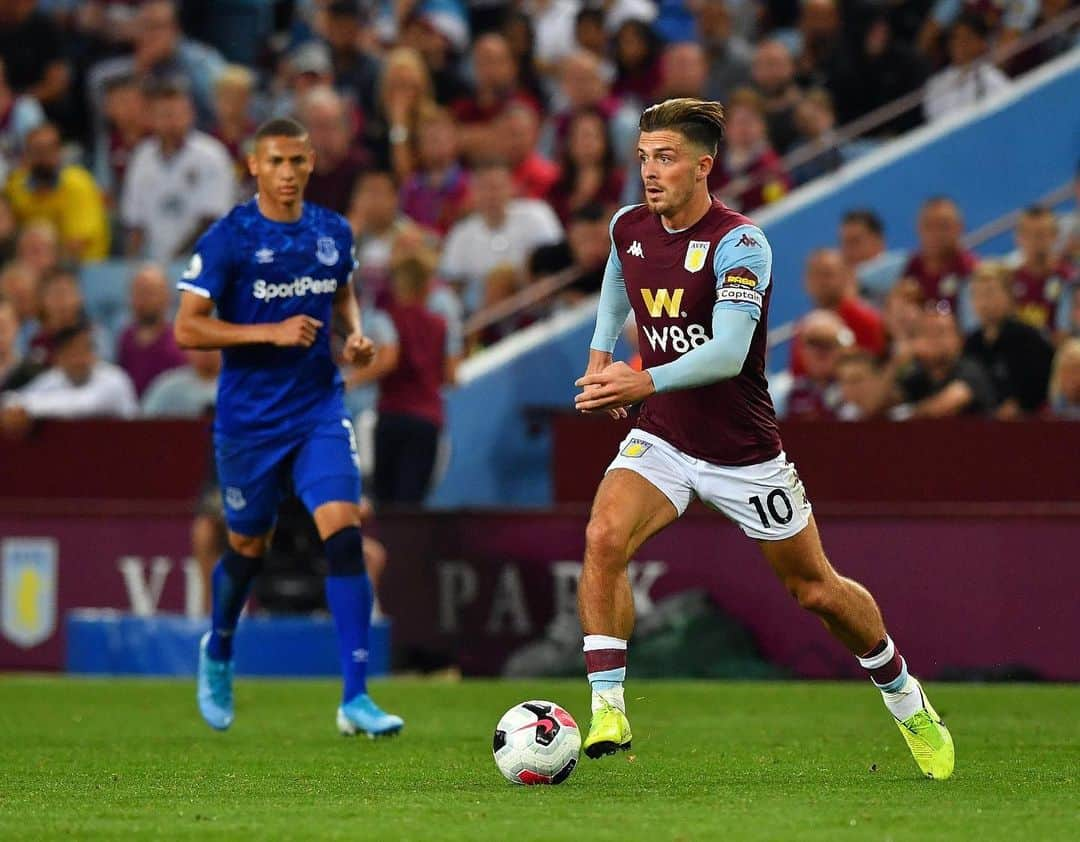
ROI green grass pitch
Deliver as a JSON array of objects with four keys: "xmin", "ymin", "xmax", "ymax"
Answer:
[{"xmin": 1, "ymin": 678, "xmax": 1077, "ymax": 840}]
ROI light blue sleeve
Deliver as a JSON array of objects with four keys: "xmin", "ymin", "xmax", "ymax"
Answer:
[
  {"xmin": 589, "ymin": 205, "xmax": 638, "ymax": 353},
  {"xmin": 365, "ymin": 309, "xmax": 398, "ymax": 346},
  {"xmin": 647, "ymin": 307, "xmax": 757, "ymax": 393},
  {"xmin": 712, "ymin": 224, "xmax": 772, "ymax": 322}
]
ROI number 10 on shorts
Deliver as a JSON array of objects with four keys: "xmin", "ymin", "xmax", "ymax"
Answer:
[{"xmin": 749, "ymin": 489, "xmax": 794, "ymax": 530}]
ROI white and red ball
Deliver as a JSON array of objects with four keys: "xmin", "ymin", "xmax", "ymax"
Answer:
[{"xmin": 492, "ymin": 700, "xmax": 580, "ymax": 785}]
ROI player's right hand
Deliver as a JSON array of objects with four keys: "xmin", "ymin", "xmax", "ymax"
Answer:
[{"xmin": 272, "ymin": 315, "xmax": 323, "ymax": 347}]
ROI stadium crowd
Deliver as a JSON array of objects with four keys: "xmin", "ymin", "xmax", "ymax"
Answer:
[{"xmin": 0, "ymin": 0, "xmax": 1079, "ymax": 499}]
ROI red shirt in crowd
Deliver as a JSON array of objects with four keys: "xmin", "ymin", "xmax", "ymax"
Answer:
[
  {"xmin": 902, "ymin": 248, "xmax": 978, "ymax": 310},
  {"xmin": 790, "ymin": 295, "xmax": 886, "ymax": 376},
  {"xmin": 116, "ymin": 324, "xmax": 187, "ymax": 397},
  {"xmin": 512, "ymin": 152, "xmax": 560, "ymax": 199},
  {"xmin": 546, "ymin": 168, "xmax": 626, "ymax": 225},
  {"xmin": 784, "ymin": 378, "xmax": 839, "ymax": 420},
  {"xmin": 451, "ymin": 90, "xmax": 540, "ymax": 126},
  {"xmin": 1011, "ymin": 261, "xmax": 1077, "ymax": 333},
  {"xmin": 378, "ymin": 301, "xmax": 448, "ymax": 428},
  {"xmin": 707, "ymin": 147, "xmax": 790, "ymax": 213}
]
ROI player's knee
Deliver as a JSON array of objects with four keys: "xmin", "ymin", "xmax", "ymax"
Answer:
[
  {"xmin": 324, "ymin": 524, "xmax": 366, "ymax": 576},
  {"xmin": 584, "ymin": 516, "xmax": 630, "ymax": 567},
  {"xmin": 788, "ymin": 577, "xmax": 837, "ymax": 617},
  {"xmin": 228, "ymin": 532, "xmax": 268, "ymax": 557}
]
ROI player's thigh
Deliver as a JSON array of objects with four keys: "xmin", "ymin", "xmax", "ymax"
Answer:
[
  {"xmin": 697, "ymin": 451, "xmax": 812, "ymax": 542},
  {"xmin": 293, "ymin": 417, "xmax": 363, "ymax": 540},
  {"xmin": 214, "ymin": 434, "xmax": 289, "ymax": 547}
]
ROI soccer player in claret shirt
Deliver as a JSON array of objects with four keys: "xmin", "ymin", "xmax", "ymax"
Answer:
[
  {"xmin": 573, "ymin": 99, "xmax": 954, "ymax": 779},
  {"xmin": 174, "ymin": 118, "xmax": 403, "ymax": 737}
]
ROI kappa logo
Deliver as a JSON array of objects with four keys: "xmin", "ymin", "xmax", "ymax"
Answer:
[
  {"xmin": 255, "ymin": 247, "xmax": 275, "ymax": 264},
  {"xmin": 684, "ymin": 240, "xmax": 710, "ymax": 273},
  {"xmin": 621, "ymin": 438, "xmax": 653, "ymax": 458},
  {"xmin": 640, "ymin": 288, "xmax": 685, "ymax": 318},
  {"xmin": 736, "ymin": 233, "xmax": 760, "ymax": 248},
  {"xmin": 316, "ymin": 236, "xmax": 340, "ymax": 266},
  {"xmin": 1, "ymin": 537, "xmax": 58, "ymax": 649},
  {"xmin": 627, "ymin": 241, "xmax": 644, "ymax": 259}
]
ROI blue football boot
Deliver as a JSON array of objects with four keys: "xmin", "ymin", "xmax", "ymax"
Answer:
[
  {"xmin": 197, "ymin": 631, "xmax": 234, "ymax": 731},
  {"xmin": 336, "ymin": 692, "xmax": 404, "ymax": 738}
]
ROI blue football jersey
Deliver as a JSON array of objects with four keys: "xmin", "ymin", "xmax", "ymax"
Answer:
[{"xmin": 177, "ymin": 198, "xmax": 357, "ymax": 440}]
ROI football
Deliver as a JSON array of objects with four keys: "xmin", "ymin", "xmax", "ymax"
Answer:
[{"xmin": 492, "ymin": 700, "xmax": 581, "ymax": 785}]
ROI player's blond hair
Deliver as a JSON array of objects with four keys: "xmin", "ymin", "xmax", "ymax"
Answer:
[{"xmin": 639, "ymin": 98, "xmax": 725, "ymax": 156}]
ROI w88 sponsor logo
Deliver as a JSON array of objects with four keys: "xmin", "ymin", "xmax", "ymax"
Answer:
[{"xmin": 642, "ymin": 323, "xmax": 709, "ymax": 353}]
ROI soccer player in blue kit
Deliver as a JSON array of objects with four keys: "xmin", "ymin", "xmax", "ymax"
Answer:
[{"xmin": 174, "ymin": 118, "xmax": 403, "ymax": 737}]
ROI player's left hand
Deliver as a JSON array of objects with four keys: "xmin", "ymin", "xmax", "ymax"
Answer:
[
  {"xmin": 343, "ymin": 333, "xmax": 376, "ymax": 367},
  {"xmin": 574, "ymin": 362, "xmax": 655, "ymax": 413}
]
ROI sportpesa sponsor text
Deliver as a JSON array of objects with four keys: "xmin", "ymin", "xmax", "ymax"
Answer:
[{"xmin": 252, "ymin": 276, "xmax": 339, "ymax": 300}]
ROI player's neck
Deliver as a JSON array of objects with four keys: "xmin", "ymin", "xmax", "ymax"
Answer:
[
  {"xmin": 257, "ymin": 193, "xmax": 304, "ymax": 223},
  {"xmin": 661, "ymin": 189, "xmax": 713, "ymax": 232}
]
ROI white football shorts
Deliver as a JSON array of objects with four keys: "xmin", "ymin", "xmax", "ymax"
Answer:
[{"xmin": 605, "ymin": 428, "xmax": 812, "ymax": 541}]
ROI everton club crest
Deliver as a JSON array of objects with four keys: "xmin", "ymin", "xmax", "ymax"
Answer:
[{"xmin": 316, "ymin": 236, "xmax": 339, "ymax": 266}]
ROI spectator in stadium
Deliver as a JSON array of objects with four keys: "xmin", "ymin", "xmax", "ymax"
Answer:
[
  {"xmin": 14, "ymin": 221, "xmax": 60, "ymax": 278},
  {"xmin": 657, "ymin": 41, "xmax": 710, "ymax": 102},
  {"xmin": 839, "ymin": 209, "xmax": 907, "ymax": 304},
  {"xmin": 784, "ymin": 309, "xmax": 851, "ymax": 420},
  {"xmin": 371, "ymin": 244, "xmax": 460, "ymax": 505},
  {"xmin": 526, "ymin": 0, "xmax": 582, "ymax": 76},
  {"xmin": 440, "ymin": 158, "xmax": 563, "ymax": 313},
  {"xmin": 116, "ymin": 262, "xmax": 186, "ymax": 397},
  {"xmin": 5, "ymin": 122, "xmax": 109, "ymax": 262},
  {"xmin": 297, "ymin": 85, "xmax": 369, "ymax": 216},
  {"xmin": 452, "ymin": 33, "xmax": 538, "ymax": 161},
  {"xmin": 829, "ymin": 13, "xmax": 928, "ymax": 132},
  {"xmin": 919, "ymin": 0, "xmax": 1039, "ymax": 61},
  {"xmin": 0, "ymin": 196, "xmax": 15, "ymax": 264},
  {"xmin": 791, "ymin": 248, "xmax": 885, "ymax": 375},
  {"xmin": 269, "ymin": 40, "xmax": 335, "ymax": 121},
  {"xmin": 349, "ymin": 170, "xmax": 414, "ymax": 304},
  {"xmin": 795, "ymin": 0, "xmax": 850, "ymax": 93},
  {"xmin": 923, "ymin": 14, "xmax": 1011, "ymax": 123},
  {"xmin": 902, "ymin": 196, "xmax": 978, "ymax": 311},
  {"xmin": 141, "ymin": 347, "xmax": 220, "ymax": 418},
  {"xmin": 0, "ymin": 260, "xmax": 36, "ymax": 351},
  {"xmin": 121, "ymin": 79, "xmax": 234, "ymax": 261},
  {"xmin": 888, "ymin": 304, "xmax": 996, "ymax": 418},
  {"xmin": 323, "ymin": 0, "xmax": 381, "ymax": 119},
  {"xmin": 835, "ymin": 350, "xmax": 886, "ymax": 420},
  {"xmin": 1059, "ymin": 166, "xmax": 1080, "ymax": 263},
  {"xmin": 209, "ymin": 66, "xmax": 257, "ymax": 192},
  {"xmin": 964, "ymin": 261, "xmax": 1054, "ymax": 417},
  {"xmin": 708, "ymin": 88, "xmax": 791, "ymax": 213},
  {"xmin": 469, "ymin": 263, "xmax": 528, "ymax": 351},
  {"xmin": 573, "ymin": 7, "xmax": 610, "ymax": 70},
  {"xmin": 499, "ymin": 102, "xmax": 559, "ymax": 200},
  {"xmin": 1010, "ymin": 206, "xmax": 1077, "ymax": 337},
  {"xmin": 546, "ymin": 107, "xmax": 625, "ymax": 226},
  {"xmin": 750, "ymin": 40, "xmax": 802, "ymax": 156},
  {"xmin": 0, "ymin": 56, "xmax": 45, "ymax": 183},
  {"xmin": 694, "ymin": 0, "xmax": 753, "ymax": 104},
  {"xmin": 25, "ymin": 267, "xmax": 106, "ymax": 365},
  {"xmin": 399, "ymin": 103, "xmax": 471, "ymax": 235},
  {"xmin": 86, "ymin": 0, "xmax": 226, "ymax": 132},
  {"xmin": 370, "ymin": 46, "xmax": 435, "ymax": 180},
  {"xmin": 1047, "ymin": 338, "xmax": 1080, "ymax": 419},
  {"xmin": 0, "ymin": 318, "xmax": 137, "ymax": 437},
  {"xmin": 882, "ymin": 277, "xmax": 926, "ymax": 357},
  {"xmin": 0, "ymin": 295, "xmax": 19, "ymax": 388},
  {"xmin": 788, "ymin": 88, "xmax": 843, "ymax": 186},
  {"xmin": 0, "ymin": 0, "xmax": 68, "ymax": 122},
  {"xmin": 399, "ymin": 8, "xmax": 470, "ymax": 107},
  {"xmin": 94, "ymin": 74, "xmax": 149, "ymax": 206},
  {"xmin": 529, "ymin": 201, "xmax": 610, "ymax": 299},
  {"xmin": 611, "ymin": 17, "xmax": 663, "ymax": 104}
]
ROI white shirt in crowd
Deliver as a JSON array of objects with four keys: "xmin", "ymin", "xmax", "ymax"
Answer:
[
  {"xmin": 4, "ymin": 362, "xmax": 138, "ymax": 419},
  {"xmin": 121, "ymin": 130, "xmax": 235, "ymax": 262},
  {"xmin": 440, "ymin": 199, "xmax": 564, "ymax": 312},
  {"xmin": 923, "ymin": 61, "xmax": 1011, "ymax": 123}
]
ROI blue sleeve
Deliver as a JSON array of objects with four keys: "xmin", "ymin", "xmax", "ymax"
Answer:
[
  {"xmin": 646, "ymin": 307, "xmax": 757, "ymax": 393},
  {"xmin": 177, "ymin": 221, "xmax": 231, "ymax": 302},
  {"xmin": 589, "ymin": 205, "xmax": 637, "ymax": 353},
  {"xmin": 712, "ymin": 224, "xmax": 772, "ymax": 322}
]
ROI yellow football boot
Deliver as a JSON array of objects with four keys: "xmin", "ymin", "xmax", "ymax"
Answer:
[
  {"xmin": 583, "ymin": 700, "xmax": 632, "ymax": 759},
  {"xmin": 895, "ymin": 690, "xmax": 955, "ymax": 780}
]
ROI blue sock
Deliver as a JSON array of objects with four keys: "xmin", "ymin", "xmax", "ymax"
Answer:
[
  {"xmin": 324, "ymin": 526, "xmax": 371, "ymax": 703},
  {"xmin": 208, "ymin": 550, "xmax": 262, "ymax": 661}
]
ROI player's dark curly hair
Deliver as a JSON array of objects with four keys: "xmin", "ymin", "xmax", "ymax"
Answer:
[{"xmin": 639, "ymin": 98, "xmax": 725, "ymax": 157}]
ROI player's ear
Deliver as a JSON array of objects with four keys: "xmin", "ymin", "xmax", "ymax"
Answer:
[
  {"xmin": 698, "ymin": 153, "xmax": 714, "ymax": 182},
  {"xmin": 247, "ymin": 149, "xmax": 259, "ymax": 178}
]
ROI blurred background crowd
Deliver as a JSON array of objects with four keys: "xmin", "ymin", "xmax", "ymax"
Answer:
[{"xmin": 0, "ymin": 0, "xmax": 1079, "ymax": 507}]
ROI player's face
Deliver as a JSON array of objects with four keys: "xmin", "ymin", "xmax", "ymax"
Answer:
[
  {"xmin": 638, "ymin": 131, "xmax": 710, "ymax": 218},
  {"xmin": 249, "ymin": 136, "xmax": 314, "ymax": 207}
]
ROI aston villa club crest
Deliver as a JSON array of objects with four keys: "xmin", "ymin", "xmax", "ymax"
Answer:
[
  {"xmin": 684, "ymin": 240, "xmax": 710, "ymax": 273},
  {"xmin": 2, "ymin": 538, "xmax": 58, "ymax": 649},
  {"xmin": 316, "ymin": 236, "xmax": 339, "ymax": 266}
]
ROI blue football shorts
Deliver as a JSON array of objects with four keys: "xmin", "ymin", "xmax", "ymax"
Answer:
[{"xmin": 214, "ymin": 417, "xmax": 362, "ymax": 536}]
